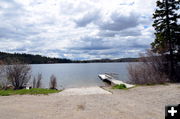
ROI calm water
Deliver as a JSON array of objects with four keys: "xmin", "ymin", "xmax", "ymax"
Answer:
[{"xmin": 31, "ymin": 62, "xmax": 132, "ymax": 88}]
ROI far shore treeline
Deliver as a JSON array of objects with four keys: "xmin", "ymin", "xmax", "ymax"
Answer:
[{"xmin": 0, "ymin": 52, "xmax": 139, "ymax": 64}]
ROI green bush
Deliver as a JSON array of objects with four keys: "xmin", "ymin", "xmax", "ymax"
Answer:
[{"xmin": 112, "ymin": 84, "xmax": 126, "ymax": 89}]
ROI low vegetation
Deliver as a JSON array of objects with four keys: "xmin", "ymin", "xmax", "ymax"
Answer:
[
  {"xmin": 32, "ymin": 77, "xmax": 36, "ymax": 88},
  {"xmin": 36, "ymin": 73, "xmax": 42, "ymax": 88},
  {"xmin": 0, "ymin": 88, "xmax": 61, "ymax": 96},
  {"xmin": 49, "ymin": 75, "xmax": 57, "ymax": 89},
  {"xmin": 6, "ymin": 63, "xmax": 31, "ymax": 89},
  {"xmin": 112, "ymin": 84, "xmax": 127, "ymax": 89},
  {"xmin": 128, "ymin": 50, "xmax": 168, "ymax": 85},
  {"xmin": 0, "ymin": 60, "xmax": 60, "ymax": 95},
  {"xmin": 0, "ymin": 61, "xmax": 31, "ymax": 90}
]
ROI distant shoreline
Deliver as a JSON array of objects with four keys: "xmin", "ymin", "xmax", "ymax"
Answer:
[
  {"xmin": 0, "ymin": 51, "xmax": 139, "ymax": 64},
  {"xmin": 30, "ymin": 62, "xmax": 139, "ymax": 65}
]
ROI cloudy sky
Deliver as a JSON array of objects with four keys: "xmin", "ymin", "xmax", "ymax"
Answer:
[{"xmin": 0, "ymin": 0, "xmax": 156, "ymax": 60}]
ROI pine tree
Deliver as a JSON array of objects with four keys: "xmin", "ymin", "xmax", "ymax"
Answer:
[{"xmin": 151, "ymin": 0, "xmax": 180, "ymax": 80}]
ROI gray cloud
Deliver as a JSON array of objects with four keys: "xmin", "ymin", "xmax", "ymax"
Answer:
[
  {"xmin": 98, "ymin": 28, "xmax": 141, "ymax": 37},
  {"xmin": 64, "ymin": 35, "xmax": 150, "ymax": 59},
  {"xmin": 0, "ymin": 0, "xmax": 24, "ymax": 17},
  {"xmin": 69, "ymin": 36, "xmax": 112, "ymax": 50},
  {"xmin": 74, "ymin": 10, "xmax": 100, "ymax": 27},
  {"xmin": 99, "ymin": 12, "xmax": 139, "ymax": 31},
  {"xmin": 0, "ymin": 1, "xmax": 37, "ymax": 40},
  {"xmin": 0, "ymin": 0, "xmax": 155, "ymax": 60},
  {"xmin": 0, "ymin": 26, "xmax": 39, "ymax": 40}
]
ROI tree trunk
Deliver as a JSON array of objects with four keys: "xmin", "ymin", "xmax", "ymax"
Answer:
[{"xmin": 165, "ymin": 0, "xmax": 175, "ymax": 80}]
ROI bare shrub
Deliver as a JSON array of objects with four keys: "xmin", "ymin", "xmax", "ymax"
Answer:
[
  {"xmin": 0, "ymin": 61, "xmax": 15, "ymax": 90},
  {"xmin": 36, "ymin": 73, "xmax": 42, "ymax": 88},
  {"xmin": 32, "ymin": 77, "xmax": 36, "ymax": 88},
  {"xmin": 0, "ymin": 62, "xmax": 8, "ymax": 89},
  {"xmin": 128, "ymin": 50, "xmax": 168, "ymax": 85},
  {"xmin": 49, "ymin": 75, "xmax": 57, "ymax": 89},
  {"xmin": 0, "ymin": 79, "xmax": 10, "ymax": 90},
  {"xmin": 6, "ymin": 63, "xmax": 31, "ymax": 89}
]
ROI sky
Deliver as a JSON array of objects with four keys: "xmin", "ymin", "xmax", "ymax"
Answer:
[{"xmin": 0, "ymin": 0, "xmax": 157, "ymax": 60}]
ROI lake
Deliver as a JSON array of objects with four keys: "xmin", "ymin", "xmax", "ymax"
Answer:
[{"xmin": 31, "ymin": 62, "xmax": 132, "ymax": 89}]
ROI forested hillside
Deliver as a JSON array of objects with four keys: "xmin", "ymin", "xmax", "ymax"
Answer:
[
  {"xmin": 0, "ymin": 52, "xmax": 139, "ymax": 64},
  {"xmin": 0, "ymin": 52, "xmax": 72, "ymax": 64}
]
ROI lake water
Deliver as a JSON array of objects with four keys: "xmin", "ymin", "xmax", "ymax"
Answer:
[{"xmin": 31, "ymin": 62, "xmax": 132, "ymax": 89}]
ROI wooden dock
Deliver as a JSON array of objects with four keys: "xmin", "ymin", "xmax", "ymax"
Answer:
[{"xmin": 98, "ymin": 74, "xmax": 134, "ymax": 88}]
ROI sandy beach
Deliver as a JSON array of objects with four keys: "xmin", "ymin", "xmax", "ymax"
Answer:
[{"xmin": 0, "ymin": 84, "xmax": 179, "ymax": 119}]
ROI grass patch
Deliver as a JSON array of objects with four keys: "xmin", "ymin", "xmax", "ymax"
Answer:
[
  {"xmin": 112, "ymin": 84, "xmax": 127, "ymax": 89},
  {"xmin": 0, "ymin": 88, "xmax": 61, "ymax": 96}
]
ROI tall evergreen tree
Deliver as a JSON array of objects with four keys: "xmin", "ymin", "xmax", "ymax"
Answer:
[{"xmin": 152, "ymin": 0, "xmax": 180, "ymax": 80}]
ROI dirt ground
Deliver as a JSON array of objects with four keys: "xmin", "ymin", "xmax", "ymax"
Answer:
[{"xmin": 0, "ymin": 84, "xmax": 179, "ymax": 119}]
